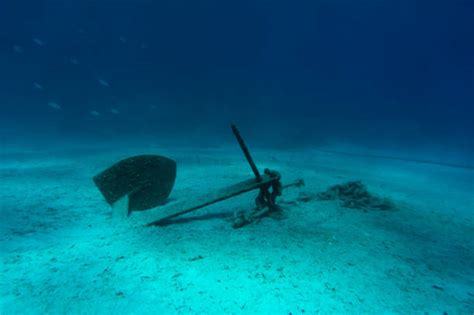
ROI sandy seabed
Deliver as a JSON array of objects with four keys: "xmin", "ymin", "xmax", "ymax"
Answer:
[{"xmin": 1, "ymin": 143, "xmax": 473, "ymax": 314}]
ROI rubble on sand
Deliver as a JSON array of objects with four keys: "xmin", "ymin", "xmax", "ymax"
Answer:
[{"xmin": 315, "ymin": 181, "xmax": 395, "ymax": 211}]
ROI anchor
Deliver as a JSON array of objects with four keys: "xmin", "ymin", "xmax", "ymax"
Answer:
[{"xmin": 93, "ymin": 125, "xmax": 304, "ymax": 227}]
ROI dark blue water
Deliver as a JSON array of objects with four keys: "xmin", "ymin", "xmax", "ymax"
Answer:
[{"xmin": 1, "ymin": 0, "xmax": 473, "ymax": 155}]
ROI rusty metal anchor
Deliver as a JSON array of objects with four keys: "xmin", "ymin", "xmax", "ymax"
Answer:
[{"xmin": 94, "ymin": 124, "xmax": 304, "ymax": 227}]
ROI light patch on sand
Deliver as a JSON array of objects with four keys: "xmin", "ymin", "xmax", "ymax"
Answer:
[
  {"xmin": 110, "ymin": 109, "xmax": 120, "ymax": 115},
  {"xmin": 90, "ymin": 110, "xmax": 100, "ymax": 116},
  {"xmin": 70, "ymin": 58, "xmax": 79, "ymax": 65}
]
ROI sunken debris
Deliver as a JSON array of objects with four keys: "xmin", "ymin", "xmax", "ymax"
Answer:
[{"xmin": 316, "ymin": 181, "xmax": 395, "ymax": 211}]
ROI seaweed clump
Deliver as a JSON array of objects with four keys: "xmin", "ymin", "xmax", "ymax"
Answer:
[{"xmin": 316, "ymin": 181, "xmax": 395, "ymax": 211}]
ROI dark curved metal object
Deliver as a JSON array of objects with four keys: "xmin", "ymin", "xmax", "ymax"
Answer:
[{"xmin": 93, "ymin": 155, "xmax": 176, "ymax": 212}]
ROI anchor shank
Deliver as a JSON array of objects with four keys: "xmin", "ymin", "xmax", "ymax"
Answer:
[{"xmin": 131, "ymin": 173, "xmax": 279, "ymax": 226}]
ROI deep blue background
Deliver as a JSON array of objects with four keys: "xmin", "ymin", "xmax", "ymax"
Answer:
[{"xmin": 1, "ymin": 0, "xmax": 473, "ymax": 152}]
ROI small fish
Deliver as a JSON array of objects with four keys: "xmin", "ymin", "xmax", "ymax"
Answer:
[
  {"xmin": 98, "ymin": 79, "xmax": 110, "ymax": 87},
  {"xmin": 48, "ymin": 102, "xmax": 61, "ymax": 110},
  {"xmin": 33, "ymin": 38, "xmax": 44, "ymax": 46},
  {"xmin": 70, "ymin": 58, "xmax": 79, "ymax": 65},
  {"xmin": 33, "ymin": 82, "xmax": 44, "ymax": 90},
  {"xmin": 90, "ymin": 110, "xmax": 100, "ymax": 116},
  {"xmin": 119, "ymin": 36, "xmax": 127, "ymax": 43},
  {"xmin": 110, "ymin": 108, "xmax": 120, "ymax": 114},
  {"xmin": 13, "ymin": 45, "xmax": 24, "ymax": 53}
]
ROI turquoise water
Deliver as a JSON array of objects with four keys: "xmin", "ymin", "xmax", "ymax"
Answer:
[{"xmin": 1, "ymin": 1, "xmax": 473, "ymax": 314}]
